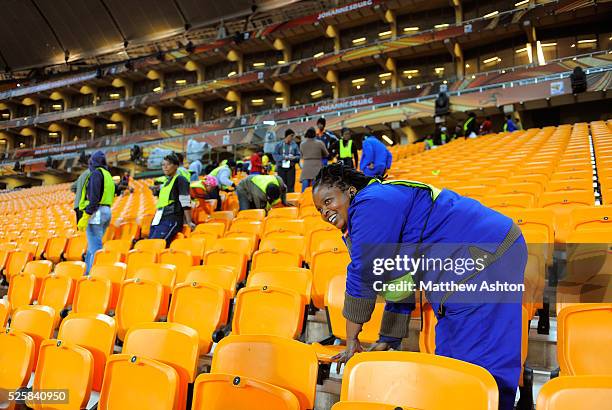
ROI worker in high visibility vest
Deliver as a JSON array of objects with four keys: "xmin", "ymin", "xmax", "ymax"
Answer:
[
  {"xmin": 190, "ymin": 175, "xmax": 218, "ymax": 223},
  {"xmin": 312, "ymin": 163, "xmax": 527, "ymax": 410},
  {"xmin": 176, "ymin": 152, "xmax": 191, "ymax": 181},
  {"xmin": 149, "ymin": 153, "xmax": 195, "ymax": 245},
  {"xmin": 339, "ymin": 128, "xmax": 359, "ymax": 168},
  {"xmin": 208, "ymin": 159, "xmax": 235, "ymax": 191},
  {"xmin": 235, "ymin": 174, "xmax": 287, "ymax": 211},
  {"xmin": 77, "ymin": 151, "xmax": 115, "ymax": 273},
  {"xmin": 463, "ymin": 112, "xmax": 478, "ymax": 138}
]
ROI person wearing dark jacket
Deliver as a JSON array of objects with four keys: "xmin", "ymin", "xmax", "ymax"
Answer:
[
  {"xmin": 338, "ymin": 128, "xmax": 359, "ymax": 168},
  {"xmin": 77, "ymin": 151, "xmax": 115, "ymax": 273},
  {"xmin": 149, "ymin": 153, "xmax": 195, "ymax": 245},
  {"xmin": 463, "ymin": 112, "xmax": 478, "ymax": 138}
]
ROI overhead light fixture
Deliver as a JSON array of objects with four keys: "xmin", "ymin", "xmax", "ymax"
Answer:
[
  {"xmin": 310, "ymin": 89, "xmax": 323, "ymax": 98},
  {"xmin": 51, "ymin": 104, "xmax": 62, "ymax": 110},
  {"xmin": 443, "ymin": 80, "xmax": 448, "ymax": 84},
  {"xmin": 483, "ymin": 11, "xmax": 499, "ymax": 18},
  {"xmin": 434, "ymin": 23, "xmax": 450, "ymax": 29},
  {"xmin": 0, "ymin": 140, "xmax": 6, "ymax": 144},
  {"xmin": 416, "ymin": 85, "xmax": 421, "ymax": 89},
  {"xmin": 381, "ymin": 135, "xmax": 393, "ymax": 145},
  {"xmin": 151, "ymin": 118, "xmax": 159, "ymax": 125},
  {"xmin": 378, "ymin": 31, "xmax": 392, "ymax": 38},
  {"xmin": 471, "ymin": 74, "xmax": 476, "ymax": 79},
  {"xmin": 275, "ymin": 97, "xmax": 284, "ymax": 103},
  {"xmin": 313, "ymin": 52, "xmax": 325, "ymax": 58},
  {"xmin": 48, "ymin": 132, "xmax": 59, "ymax": 137},
  {"xmin": 378, "ymin": 72, "xmax": 392, "ymax": 78},
  {"xmin": 153, "ymin": 86, "xmax": 161, "ymax": 93},
  {"xmin": 277, "ymin": 60, "xmax": 286, "ymax": 64},
  {"xmin": 106, "ymin": 123, "xmax": 118, "ymax": 130},
  {"xmin": 465, "ymin": 63, "xmax": 470, "ymax": 68},
  {"xmin": 403, "ymin": 69, "xmax": 419, "ymax": 75},
  {"xmin": 540, "ymin": 42, "xmax": 557, "ymax": 47},
  {"xmin": 570, "ymin": 43, "xmax": 576, "ymax": 47},
  {"xmin": 224, "ymin": 106, "xmax": 234, "ymax": 113},
  {"xmin": 434, "ymin": 67, "xmax": 445, "ymax": 74},
  {"xmin": 251, "ymin": 98, "xmax": 264, "ymax": 105},
  {"xmin": 515, "ymin": 47, "xmax": 528, "ymax": 53},
  {"xmin": 515, "ymin": 0, "xmax": 529, "ymax": 6},
  {"xmin": 227, "ymin": 71, "xmax": 237, "ymax": 77},
  {"xmin": 88, "ymin": 129, "xmax": 94, "ymax": 134},
  {"xmin": 109, "ymin": 93, "xmax": 120, "ymax": 99},
  {"xmin": 578, "ymin": 39, "xmax": 597, "ymax": 43},
  {"xmin": 175, "ymin": 79, "xmax": 187, "ymax": 85},
  {"xmin": 403, "ymin": 27, "xmax": 419, "ymax": 32},
  {"xmin": 352, "ymin": 37, "xmax": 366, "ymax": 44},
  {"xmin": 172, "ymin": 112, "xmax": 185, "ymax": 119},
  {"xmin": 1, "ymin": 113, "xmax": 9, "ymax": 119},
  {"xmin": 252, "ymin": 62, "xmax": 265, "ymax": 68},
  {"xmin": 482, "ymin": 56, "xmax": 501, "ymax": 64},
  {"xmin": 351, "ymin": 78, "xmax": 366, "ymax": 84}
]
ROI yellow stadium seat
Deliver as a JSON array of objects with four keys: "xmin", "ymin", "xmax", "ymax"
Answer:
[
  {"xmin": 212, "ymin": 335, "xmax": 319, "ymax": 410},
  {"xmin": 310, "ymin": 248, "xmax": 350, "ymax": 309},
  {"xmin": 23, "ymin": 260, "xmax": 53, "ymax": 300},
  {"xmin": 116, "ymin": 221, "xmax": 141, "ymax": 242},
  {"xmin": 64, "ymin": 234, "xmax": 88, "ymax": 261},
  {"xmin": 123, "ymin": 322, "xmax": 199, "ymax": 410},
  {"xmin": 568, "ymin": 206, "xmax": 612, "ymax": 232},
  {"xmin": 133, "ymin": 238, "xmax": 167, "ymax": 254},
  {"xmin": 539, "ymin": 190, "xmax": 594, "ymax": 243},
  {"xmin": 72, "ymin": 276, "xmax": 112, "ymax": 315},
  {"xmin": 115, "ymin": 278, "xmax": 163, "ymax": 341},
  {"xmin": 191, "ymin": 373, "xmax": 300, "ymax": 410},
  {"xmin": 223, "ymin": 232, "xmax": 258, "ymax": 256},
  {"xmin": 94, "ymin": 249, "xmax": 124, "ymax": 266},
  {"xmin": 556, "ymin": 304, "xmax": 612, "ymax": 376},
  {"xmin": 10, "ymin": 305, "xmax": 56, "ymax": 370},
  {"xmin": 90, "ymin": 263, "xmax": 127, "ymax": 311},
  {"xmin": 286, "ymin": 192, "xmax": 301, "ymax": 204},
  {"xmin": 247, "ymin": 267, "xmax": 312, "ymax": 307},
  {"xmin": 103, "ymin": 239, "xmax": 132, "ymax": 258},
  {"xmin": 43, "ymin": 236, "xmax": 68, "ymax": 264},
  {"xmin": 536, "ymin": 375, "xmax": 612, "ymax": 410},
  {"xmin": 263, "ymin": 218, "xmax": 304, "ymax": 236},
  {"xmin": 159, "ymin": 248, "xmax": 194, "ymax": 284},
  {"xmin": 0, "ymin": 329, "xmax": 35, "ymax": 404},
  {"xmin": 418, "ymin": 303, "xmax": 437, "ymax": 354},
  {"xmin": 38, "ymin": 273, "xmax": 73, "ymax": 326},
  {"xmin": 547, "ymin": 179, "xmax": 593, "ymax": 192},
  {"xmin": 486, "ymin": 193, "xmax": 535, "ymax": 209},
  {"xmin": 7, "ymin": 272, "xmax": 36, "ymax": 312},
  {"xmin": 98, "ymin": 354, "xmax": 178, "ymax": 410},
  {"xmin": 235, "ymin": 209, "xmax": 266, "ymax": 221},
  {"xmin": 228, "ymin": 219, "xmax": 263, "ymax": 237},
  {"xmin": 212, "ymin": 237, "xmax": 252, "ymax": 259},
  {"xmin": 232, "ymin": 286, "xmax": 304, "ymax": 339},
  {"xmin": 259, "ymin": 236, "xmax": 305, "ymax": 259},
  {"xmin": 125, "ymin": 249, "xmax": 157, "ymax": 276},
  {"xmin": 31, "ymin": 339, "xmax": 93, "ymax": 410},
  {"xmin": 185, "ymin": 265, "xmax": 239, "ymax": 299},
  {"xmin": 194, "ymin": 222, "xmax": 226, "ymax": 237},
  {"xmin": 209, "ymin": 211, "xmax": 235, "ymax": 230},
  {"xmin": 204, "ymin": 248, "xmax": 248, "ymax": 283},
  {"xmin": 306, "ymin": 228, "xmax": 345, "ymax": 262},
  {"xmin": 4, "ymin": 250, "xmax": 33, "ymax": 280},
  {"xmin": 251, "ymin": 248, "xmax": 302, "ymax": 270},
  {"xmin": 0, "ymin": 299, "xmax": 9, "ymax": 327},
  {"xmin": 267, "ymin": 207, "xmax": 299, "ymax": 219},
  {"xmin": 131, "ymin": 264, "xmax": 177, "ymax": 316},
  {"xmin": 338, "ymin": 351, "xmax": 498, "ymax": 410},
  {"xmin": 168, "ymin": 282, "xmax": 229, "ymax": 355},
  {"xmin": 332, "ymin": 402, "xmax": 414, "ymax": 410},
  {"xmin": 170, "ymin": 237, "xmax": 206, "ymax": 265}
]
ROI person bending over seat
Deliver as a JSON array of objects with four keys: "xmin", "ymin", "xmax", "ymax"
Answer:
[{"xmin": 236, "ymin": 174, "xmax": 288, "ymax": 211}]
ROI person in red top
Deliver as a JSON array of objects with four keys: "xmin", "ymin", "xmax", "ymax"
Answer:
[
  {"xmin": 250, "ymin": 151, "xmax": 263, "ymax": 174},
  {"xmin": 480, "ymin": 116, "xmax": 493, "ymax": 135}
]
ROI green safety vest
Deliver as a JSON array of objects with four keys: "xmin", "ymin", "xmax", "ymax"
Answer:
[
  {"xmin": 339, "ymin": 140, "xmax": 353, "ymax": 158},
  {"xmin": 366, "ymin": 179, "xmax": 441, "ymax": 303},
  {"xmin": 441, "ymin": 133, "xmax": 447, "ymax": 144},
  {"xmin": 79, "ymin": 168, "xmax": 115, "ymax": 211},
  {"xmin": 251, "ymin": 175, "xmax": 281, "ymax": 208},
  {"xmin": 154, "ymin": 176, "xmax": 167, "ymax": 184},
  {"xmin": 463, "ymin": 117, "xmax": 474, "ymax": 132},
  {"xmin": 503, "ymin": 122, "xmax": 508, "ymax": 132},
  {"xmin": 209, "ymin": 165, "xmax": 231, "ymax": 189},
  {"xmin": 178, "ymin": 167, "xmax": 191, "ymax": 180},
  {"xmin": 425, "ymin": 139, "xmax": 434, "ymax": 148},
  {"xmin": 157, "ymin": 174, "xmax": 178, "ymax": 209}
]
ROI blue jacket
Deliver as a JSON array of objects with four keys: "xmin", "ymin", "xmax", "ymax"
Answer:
[
  {"xmin": 85, "ymin": 151, "xmax": 113, "ymax": 215},
  {"xmin": 360, "ymin": 136, "xmax": 392, "ymax": 176},
  {"xmin": 506, "ymin": 119, "xmax": 518, "ymax": 132}
]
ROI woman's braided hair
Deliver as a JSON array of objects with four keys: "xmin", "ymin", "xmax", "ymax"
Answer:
[{"xmin": 312, "ymin": 162, "xmax": 381, "ymax": 193}]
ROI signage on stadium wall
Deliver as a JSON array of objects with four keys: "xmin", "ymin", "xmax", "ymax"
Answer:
[
  {"xmin": 550, "ymin": 81, "xmax": 565, "ymax": 96},
  {"xmin": 316, "ymin": 0, "xmax": 377, "ymax": 20},
  {"xmin": 0, "ymin": 71, "xmax": 99, "ymax": 101}
]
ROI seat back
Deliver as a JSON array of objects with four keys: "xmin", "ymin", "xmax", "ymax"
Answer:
[
  {"xmin": 229, "ymin": 220, "xmax": 263, "ymax": 236},
  {"xmin": 418, "ymin": 303, "xmax": 438, "ymax": 354},
  {"xmin": 90, "ymin": 262, "xmax": 127, "ymax": 310},
  {"xmin": 58, "ymin": 313, "xmax": 117, "ymax": 392},
  {"xmin": 32, "ymin": 339, "xmax": 94, "ymax": 410},
  {"xmin": 0, "ymin": 299, "xmax": 9, "ymax": 327},
  {"xmin": 38, "ymin": 273, "xmax": 73, "ymax": 324},
  {"xmin": 247, "ymin": 267, "xmax": 312, "ymax": 306},
  {"xmin": 103, "ymin": 239, "xmax": 132, "ymax": 255},
  {"xmin": 185, "ymin": 265, "xmax": 239, "ymax": 299},
  {"xmin": 232, "ymin": 286, "xmax": 304, "ymax": 339},
  {"xmin": 0, "ymin": 329, "xmax": 35, "ymax": 392},
  {"xmin": 212, "ymin": 335, "xmax": 319, "ymax": 410},
  {"xmin": 98, "ymin": 354, "xmax": 178, "ymax": 410},
  {"xmin": 263, "ymin": 218, "xmax": 304, "ymax": 236},
  {"xmin": 194, "ymin": 222, "xmax": 226, "ymax": 237},
  {"xmin": 267, "ymin": 207, "xmax": 299, "ymax": 219},
  {"xmin": 236, "ymin": 209, "xmax": 266, "ymax": 221},
  {"xmin": 64, "ymin": 234, "xmax": 88, "ymax": 261},
  {"xmin": 123, "ymin": 322, "xmax": 199, "ymax": 410},
  {"xmin": 213, "ymin": 237, "xmax": 252, "ymax": 258},
  {"xmin": 259, "ymin": 236, "xmax": 305, "ymax": 259},
  {"xmin": 5, "ymin": 250, "xmax": 33, "ymax": 280},
  {"xmin": 310, "ymin": 248, "xmax": 350, "ymax": 309},
  {"xmin": 133, "ymin": 238, "xmax": 166, "ymax": 254},
  {"xmin": 252, "ymin": 248, "xmax": 302, "ymax": 270},
  {"xmin": 191, "ymin": 373, "xmax": 300, "ymax": 410},
  {"xmin": 115, "ymin": 278, "xmax": 163, "ymax": 341},
  {"xmin": 126, "ymin": 249, "xmax": 157, "ymax": 276},
  {"xmin": 116, "ymin": 221, "xmax": 141, "ymax": 242},
  {"xmin": 44, "ymin": 236, "xmax": 68, "ymax": 264},
  {"xmin": 54, "ymin": 260, "xmax": 87, "ymax": 281},
  {"xmin": 7, "ymin": 272, "xmax": 36, "ymax": 311},
  {"xmin": 159, "ymin": 248, "xmax": 193, "ymax": 284},
  {"xmin": 10, "ymin": 305, "xmax": 56, "ymax": 369},
  {"xmin": 569, "ymin": 206, "xmax": 612, "ymax": 232},
  {"xmin": 168, "ymin": 282, "xmax": 229, "ymax": 355},
  {"xmin": 340, "ymin": 352, "xmax": 498, "ymax": 410},
  {"xmin": 536, "ymin": 375, "xmax": 612, "ymax": 410},
  {"xmin": 557, "ymin": 304, "xmax": 612, "ymax": 376},
  {"xmin": 23, "ymin": 260, "xmax": 53, "ymax": 299},
  {"xmin": 307, "ymin": 228, "xmax": 344, "ymax": 262},
  {"xmin": 205, "ymin": 248, "xmax": 248, "ymax": 282},
  {"xmin": 170, "ymin": 237, "xmax": 206, "ymax": 265},
  {"xmin": 132, "ymin": 264, "xmax": 177, "ymax": 316},
  {"xmin": 73, "ymin": 276, "xmax": 112, "ymax": 315}
]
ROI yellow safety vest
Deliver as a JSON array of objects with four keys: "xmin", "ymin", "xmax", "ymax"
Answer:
[
  {"xmin": 79, "ymin": 168, "xmax": 115, "ymax": 211},
  {"xmin": 463, "ymin": 117, "xmax": 474, "ymax": 133},
  {"xmin": 157, "ymin": 174, "xmax": 179, "ymax": 209},
  {"xmin": 339, "ymin": 140, "xmax": 353, "ymax": 158},
  {"xmin": 252, "ymin": 175, "xmax": 281, "ymax": 208},
  {"xmin": 209, "ymin": 165, "xmax": 231, "ymax": 189}
]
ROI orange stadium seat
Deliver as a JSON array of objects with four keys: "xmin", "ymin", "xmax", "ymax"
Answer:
[
  {"xmin": 115, "ymin": 278, "xmax": 163, "ymax": 341},
  {"xmin": 10, "ymin": 305, "xmax": 56, "ymax": 370},
  {"xmin": 72, "ymin": 275, "xmax": 112, "ymax": 315},
  {"xmin": 0, "ymin": 329, "xmax": 36, "ymax": 404},
  {"xmin": 536, "ymin": 376, "xmax": 612, "ymax": 410},
  {"xmin": 185, "ymin": 265, "xmax": 240, "ymax": 299}
]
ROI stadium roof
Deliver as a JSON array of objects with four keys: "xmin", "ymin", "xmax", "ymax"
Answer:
[{"xmin": 0, "ymin": 0, "xmax": 313, "ymax": 74}]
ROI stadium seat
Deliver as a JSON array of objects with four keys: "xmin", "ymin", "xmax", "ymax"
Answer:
[
  {"xmin": 64, "ymin": 234, "xmax": 88, "ymax": 261},
  {"xmin": 98, "ymin": 354, "xmax": 178, "ymax": 410},
  {"xmin": 486, "ymin": 193, "xmax": 535, "ymax": 209},
  {"xmin": 228, "ymin": 219, "xmax": 263, "ymax": 237},
  {"xmin": 556, "ymin": 304, "xmax": 612, "ymax": 376},
  {"xmin": 54, "ymin": 260, "xmax": 87, "ymax": 282},
  {"xmin": 116, "ymin": 221, "xmax": 141, "ymax": 242},
  {"xmin": 170, "ymin": 237, "xmax": 206, "ymax": 265},
  {"xmin": 232, "ymin": 286, "xmax": 304, "ymax": 339},
  {"xmin": 418, "ymin": 303, "xmax": 437, "ymax": 354},
  {"xmin": 299, "ymin": 205, "xmax": 319, "ymax": 218},
  {"xmin": 139, "ymin": 215, "xmax": 156, "ymax": 239},
  {"xmin": 4, "ymin": 250, "xmax": 33, "ymax": 281},
  {"xmin": 23, "ymin": 260, "xmax": 53, "ymax": 299},
  {"xmin": 310, "ymin": 248, "xmax": 350, "ymax": 309},
  {"xmin": 43, "ymin": 236, "xmax": 68, "ymax": 264},
  {"xmin": 101, "ymin": 239, "xmax": 133, "ymax": 261},
  {"xmin": 194, "ymin": 221, "xmax": 226, "ymax": 237},
  {"xmin": 94, "ymin": 249, "xmax": 125, "ymax": 266},
  {"xmin": 268, "ymin": 207, "xmax": 299, "ymax": 219},
  {"xmin": 38, "ymin": 273, "xmax": 73, "ymax": 326},
  {"xmin": 252, "ymin": 248, "xmax": 302, "ymax": 270},
  {"xmin": 10, "ymin": 305, "xmax": 56, "ymax": 369},
  {"xmin": 235, "ymin": 209, "xmax": 266, "ymax": 221},
  {"xmin": 536, "ymin": 375, "xmax": 612, "ymax": 410},
  {"xmin": 204, "ymin": 248, "xmax": 248, "ymax": 282},
  {"xmin": 568, "ymin": 206, "xmax": 612, "ymax": 232},
  {"xmin": 31, "ymin": 339, "xmax": 94, "ymax": 410},
  {"xmin": 223, "ymin": 232, "xmax": 258, "ymax": 256},
  {"xmin": 0, "ymin": 329, "xmax": 35, "ymax": 405},
  {"xmin": 331, "ymin": 402, "xmax": 412, "ymax": 410},
  {"xmin": 247, "ymin": 267, "xmax": 313, "ymax": 307},
  {"xmin": 263, "ymin": 218, "xmax": 304, "ymax": 236},
  {"xmin": 7, "ymin": 272, "xmax": 36, "ymax": 312},
  {"xmin": 259, "ymin": 236, "xmax": 305, "ymax": 259},
  {"xmin": 90, "ymin": 263, "xmax": 127, "ymax": 311},
  {"xmin": 115, "ymin": 278, "xmax": 163, "ymax": 341},
  {"xmin": 538, "ymin": 190, "xmax": 594, "ymax": 243},
  {"xmin": 547, "ymin": 178, "xmax": 593, "ymax": 192},
  {"xmin": 306, "ymin": 228, "xmax": 344, "ymax": 262},
  {"xmin": 72, "ymin": 275, "xmax": 112, "ymax": 315},
  {"xmin": 191, "ymin": 373, "xmax": 300, "ymax": 410},
  {"xmin": 0, "ymin": 298, "xmax": 9, "ymax": 327},
  {"xmin": 126, "ymin": 249, "xmax": 158, "ymax": 273},
  {"xmin": 211, "ymin": 335, "xmax": 319, "ymax": 410},
  {"xmin": 123, "ymin": 322, "xmax": 199, "ymax": 410},
  {"xmin": 337, "ymin": 352, "xmax": 498, "ymax": 410},
  {"xmin": 133, "ymin": 238, "xmax": 167, "ymax": 254},
  {"xmin": 131, "ymin": 264, "xmax": 177, "ymax": 316},
  {"xmin": 159, "ymin": 248, "xmax": 194, "ymax": 284},
  {"xmin": 209, "ymin": 211, "xmax": 235, "ymax": 229},
  {"xmin": 185, "ymin": 265, "xmax": 239, "ymax": 299},
  {"xmin": 168, "ymin": 282, "xmax": 229, "ymax": 355}
]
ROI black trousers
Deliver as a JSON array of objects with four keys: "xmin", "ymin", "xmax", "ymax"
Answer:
[
  {"xmin": 75, "ymin": 208, "xmax": 83, "ymax": 225},
  {"xmin": 205, "ymin": 186, "xmax": 222, "ymax": 211},
  {"xmin": 277, "ymin": 165, "xmax": 296, "ymax": 193}
]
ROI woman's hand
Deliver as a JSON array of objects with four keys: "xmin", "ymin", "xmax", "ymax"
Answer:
[
  {"xmin": 331, "ymin": 338, "xmax": 363, "ymax": 374},
  {"xmin": 366, "ymin": 342, "xmax": 391, "ymax": 352}
]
